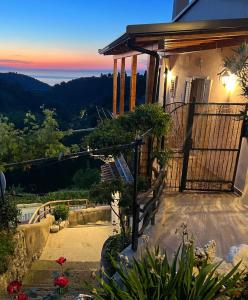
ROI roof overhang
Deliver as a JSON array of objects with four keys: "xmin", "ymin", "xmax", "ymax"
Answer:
[{"xmin": 99, "ymin": 18, "xmax": 248, "ymax": 56}]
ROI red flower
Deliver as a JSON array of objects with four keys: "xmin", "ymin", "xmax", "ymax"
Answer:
[
  {"xmin": 56, "ymin": 257, "xmax": 66, "ymax": 265},
  {"xmin": 16, "ymin": 292, "xmax": 28, "ymax": 300},
  {"xmin": 54, "ymin": 276, "xmax": 69, "ymax": 288},
  {"xmin": 7, "ymin": 280, "xmax": 22, "ymax": 295}
]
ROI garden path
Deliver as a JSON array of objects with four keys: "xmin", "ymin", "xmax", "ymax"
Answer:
[
  {"xmin": 144, "ymin": 192, "xmax": 248, "ymax": 259},
  {"xmin": 23, "ymin": 223, "xmax": 113, "ymax": 299}
]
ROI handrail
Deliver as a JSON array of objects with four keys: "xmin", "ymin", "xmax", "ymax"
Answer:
[
  {"xmin": 28, "ymin": 199, "xmax": 90, "ymax": 224},
  {"xmin": 136, "ymin": 166, "xmax": 166, "ymax": 237}
]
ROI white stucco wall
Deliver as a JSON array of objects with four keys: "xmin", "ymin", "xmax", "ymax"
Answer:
[
  {"xmin": 235, "ymin": 138, "xmax": 248, "ymax": 192},
  {"xmin": 163, "ymin": 47, "xmax": 245, "ymax": 104},
  {"xmin": 177, "ymin": 0, "xmax": 248, "ymax": 21}
]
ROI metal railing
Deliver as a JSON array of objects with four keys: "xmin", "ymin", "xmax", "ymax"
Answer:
[
  {"xmin": 131, "ymin": 165, "xmax": 166, "ymax": 251},
  {"xmin": 28, "ymin": 199, "xmax": 90, "ymax": 224}
]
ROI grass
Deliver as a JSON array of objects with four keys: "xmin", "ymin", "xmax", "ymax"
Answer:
[{"xmin": 8, "ymin": 189, "xmax": 89, "ymax": 205}]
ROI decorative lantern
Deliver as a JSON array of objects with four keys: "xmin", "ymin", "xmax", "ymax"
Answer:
[{"xmin": 221, "ymin": 71, "xmax": 237, "ymax": 92}]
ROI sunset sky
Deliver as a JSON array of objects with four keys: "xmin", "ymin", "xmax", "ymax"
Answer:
[{"xmin": 0, "ymin": 0, "xmax": 173, "ymax": 71}]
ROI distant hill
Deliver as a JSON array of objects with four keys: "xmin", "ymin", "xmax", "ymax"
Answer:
[
  {"xmin": 0, "ymin": 72, "xmax": 51, "ymax": 92},
  {"xmin": 0, "ymin": 72, "xmax": 146, "ymax": 128}
]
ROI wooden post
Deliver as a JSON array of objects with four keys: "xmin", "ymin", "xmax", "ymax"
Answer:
[
  {"xmin": 130, "ymin": 55, "xmax": 137, "ymax": 111},
  {"xmin": 120, "ymin": 58, "xmax": 125, "ymax": 114},
  {"xmin": 145, "ymin": 55, "xmax": 156, "ymax": 104},
  {"xmin": 113, "ymin": 59, "xmax": 118, "ymax": 115}
]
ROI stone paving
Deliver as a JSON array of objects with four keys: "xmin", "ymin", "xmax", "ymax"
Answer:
[
  {"xmin": 144, "ymin": 192, "xmax": 248, "ymax": 259},
  {"xmin": 22, "ymin": 223, "xmax": 113, "ymax": 299}
]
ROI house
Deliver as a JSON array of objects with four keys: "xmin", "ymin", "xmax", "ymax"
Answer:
[{"xmin": 99, "ymin": 0, "xmax": 248, "ymax": 194}]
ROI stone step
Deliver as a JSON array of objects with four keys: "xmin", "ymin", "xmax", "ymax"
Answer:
[{"xmin": 22, "ymin": 260, "xmax": 99, "ymax": 299}]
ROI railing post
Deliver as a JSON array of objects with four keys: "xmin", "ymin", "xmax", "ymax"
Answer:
[
  {"xmin": 132, "ymin": 137, "xmax": 142, "ymax": 252},
  {"xmin": 37, "ymin": 209, "xmax": 40, "ymax": 222},
  {"xmin": 180, "ymin": 96, "xmax": 196, "ymax": 192},
  {"xmin": 151, "ymin": 189, "xmax": 157, "ymax": 226}
]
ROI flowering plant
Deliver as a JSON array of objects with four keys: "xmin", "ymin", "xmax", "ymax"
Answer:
[
  {"xmin": 7, "ymin": 281, "xmax": 28, "ymax": 300},
  {"xmin": 7, "ymin": 257, "xmax": 69, "ymax": 299}
]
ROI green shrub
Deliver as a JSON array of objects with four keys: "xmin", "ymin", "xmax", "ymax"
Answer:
[
  {"xmin": 0, "ymin": 231, "xmax": 15, "ymax": 274},
  {"xmin": 72, "ymin": 168, "xmax": 100, "ymax": 189},
  {"xmin": 85, "ymin": 104, "xmax": 171, "ymax": 154},
  {"xmin": 53, "ymin": 204, "xmax": 69, "ymax": 221},
  {"xmin": 0, "ymin": 197, "xmax": 20, "ymax": 230},
  {"xmin": 92, "ymin": 242, "xmax": 242, "ymax": 300},
  {"xmin": 9, "ymin": 189, "xmax": 89, "ymax": 205},
  {"xmin": 102, "ymin": 234, "xmax": 131, "ymax": 277}
]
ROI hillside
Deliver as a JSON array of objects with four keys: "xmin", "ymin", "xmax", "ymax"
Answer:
[
  {"xmin": 0, "ymin": 72, "xmax": 51, "ymax": 92},
  {"xmin": 0, "ymin": 72, "xmax": 146, "ymax": 127}
]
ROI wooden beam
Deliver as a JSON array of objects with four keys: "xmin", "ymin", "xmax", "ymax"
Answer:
[
  {"xmin": 160, "ymin": 36, "xmax": 248, "ymax": 54},
  {"xmin": 114, "ymin": 50, "xmax": 140, "ymax": 60},
  {"xmin": 135, "ymin": 30, "xmax": 248, "ymax": 43},
  {"xmin": 120, "ymin": 58, "xmax": 125, "ymax": 114},
  {"xmin": 130, "ymin": 55, "xmax": 138, "ymax": 111},
  {"xmin": 146, "ymin": 55, "xmax": 156, "ymax": 104},
  {"xmin": 112, "ymin": 59, "xmax": 118, "ymax": 115}
]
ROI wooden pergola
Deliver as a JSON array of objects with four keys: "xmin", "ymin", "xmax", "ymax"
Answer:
[{"xmin": 99, "ymin": 18, "xmax": 248, "ymax": 115}]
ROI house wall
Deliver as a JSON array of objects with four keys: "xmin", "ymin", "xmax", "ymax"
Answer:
[
  {"xmin": 176, "ymin": 0, "xmax": 248, "ymax": 22},
  {"xmin": 159, "ymin": 46, "xmax": 247, "ymax": 193},
  {"xmin": 163, "ymin": 47, "xmax": 244, "ymax": 104}
]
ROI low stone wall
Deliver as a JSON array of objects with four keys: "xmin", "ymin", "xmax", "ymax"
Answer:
[
  {"xmin": 69, "ymin": 206, "xmax": 111, "ymax": 226},
  {"xmin": 0, "ymin": 215, "xmax": 54, "ymax": 293}
]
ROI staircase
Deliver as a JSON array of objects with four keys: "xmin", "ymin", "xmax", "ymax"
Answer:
[{"xmin": 23, "ymin": 260, "xmax": 99, "ymax": 299}]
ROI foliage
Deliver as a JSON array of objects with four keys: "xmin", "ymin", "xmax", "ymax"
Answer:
[
  {"xmin": 0, "ymin": 231, "xmax": 15, "ymax": 274},
  {"xmin": 0, "ymin": 197, "xmax": 20, "ymax": 231},
  {"xmin": 222, "ymin": 43, "xmax": 248, "ymax": 99},
  {"xmin": 53, "ymin": 204, "xmax": 69, "ymax": 221},
  {"xmin": 92, "ymin": 242, "xmax": 242, "ymax": 300},
  {"xmin": 7, "ymin": 189, "xmax": 89, "ymax": 205},
  {"xmin": 0, "ymin": 108, "xmax": 74, "ymax": 171},
  {"xmin": 72, "ymin": 168, "xmax": 100, "ymax": 189},
  {"xmin": 102, "ymin": 234, "xmax": 131, "ymax": 277},
  {"xmin": 85, "ymin": 104, "xmax": 171, "ymax": 155}
]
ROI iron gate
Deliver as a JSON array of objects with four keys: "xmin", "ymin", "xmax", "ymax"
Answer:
[{"xmin": 165, "ymin": 102, "xmax": 248, "ymax": 192}]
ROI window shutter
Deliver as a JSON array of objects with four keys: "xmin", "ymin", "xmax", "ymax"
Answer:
[
  {"xmin": 202, "ymin": 79, "xmax": 212, "ymax": 103},
  {"xmin": 183, "ymin": 79, "xmax": 192, "ymax": 103},
  {"xmin": 170, "ymin": 76, "xmax": 178, "ymax": 100}
]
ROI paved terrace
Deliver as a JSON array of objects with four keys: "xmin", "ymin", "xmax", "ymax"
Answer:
[{"xmin": 144, "ymin": 192, "xmax": 248, "ymax": 259}]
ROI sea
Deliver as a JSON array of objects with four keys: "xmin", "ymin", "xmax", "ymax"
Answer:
[{"xmin": 0, "ymin": 68, "xmax": 113, "ymax": 86}]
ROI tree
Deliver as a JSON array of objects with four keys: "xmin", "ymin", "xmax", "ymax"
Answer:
[
  {"xmin": 0, "ymin": 108, "xmax": 73, "ymax": 171},
  {"xmin": 85, "ymin": 104, "xmax": 171, "ymax": 167}
]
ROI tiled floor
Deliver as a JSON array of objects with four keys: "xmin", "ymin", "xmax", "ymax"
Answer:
[{"xmin": 144, "ymin": 192, "xmax": 248, "ymax": 259}]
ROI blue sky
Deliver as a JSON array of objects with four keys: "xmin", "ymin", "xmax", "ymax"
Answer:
[{"xmin": 0, "ymin": 0, "xmax": 173, "ymax": 69}]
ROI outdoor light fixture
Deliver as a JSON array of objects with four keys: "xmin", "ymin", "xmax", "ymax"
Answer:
[
  {"xmin": 221, "ymin": 71, "xmax": 237, "ymax": 92},
  {"xmin": 163, "ymin": 69, "xmax": 173, "ymax": 80}
]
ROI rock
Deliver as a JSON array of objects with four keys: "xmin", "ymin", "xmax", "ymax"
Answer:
[
  {"xmin": 194, "ymin": 240, "xmax": 217, "ymax": 265},
  {"xmin": 204, "ymin": 240, "xmax": 216, "ymax": 263},
  {"xmin": 75, "ymin": 295, "xmax": 94, "ymax": 299},
  {"xmin": 227, "ymin": 244, "xmax": 248, "ymax": 270},
  {"xmin": 50, "ymin": 225, "xmax": 59, "ymax": 233},
  {"xmin": 59, "ymin": 221, "xmax": 66, "ymax": 230}
]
